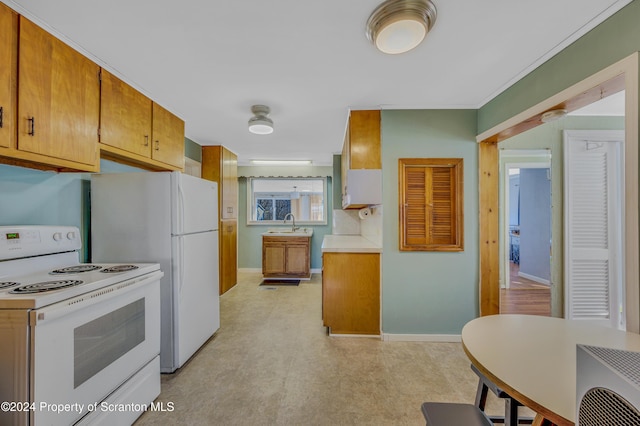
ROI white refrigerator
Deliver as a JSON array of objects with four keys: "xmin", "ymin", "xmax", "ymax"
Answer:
[{"xmin": 90, "ymin": 171, "xmax": 220, "ymax": 373}]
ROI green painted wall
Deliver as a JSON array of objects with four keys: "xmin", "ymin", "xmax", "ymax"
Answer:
[
  {"xmin": 381, "ymin": 109, "xmax": 479, "ymax": 335},
  {"xmin": 237, "ymin": 176, "xmax": 333, "ymax": 271},
  {"xmin": 184, "ymin": 137, "xmax": 202, "ymax": 161},
  {"xmin": 500, "ymin": 115, "xmax": 624, "ymax": 318},
  {"xmin": 0, "ymin": 138, "xmax": 196, "ymax": 256},
  {"xmin": 478, "ymin": 1, "xmax": 640, "ymax": 133},
  {"xmin": 332, "ymin": 154, "xmax": 342, "ymax": 206}
]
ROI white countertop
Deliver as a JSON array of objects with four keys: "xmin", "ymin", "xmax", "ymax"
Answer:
[
  {"xmin": 261, "ymin": 227, "xmax": 313, "ymax": 237},
  {"xmin": 321, "ymin": 235, "xmax": 382, "ymax": 253}
]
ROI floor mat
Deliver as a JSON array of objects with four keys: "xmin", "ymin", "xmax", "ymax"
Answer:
[{"xmin": 260, "ymin": 279, "xmax": 300, "ymax": 286}]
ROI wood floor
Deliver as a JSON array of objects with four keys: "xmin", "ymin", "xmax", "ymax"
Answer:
[{"xmin": 500, "ymin": 262, "xmax": 551, "ymax": 316}]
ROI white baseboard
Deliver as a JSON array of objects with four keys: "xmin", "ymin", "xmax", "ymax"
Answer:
[
  {"xmin": 518, "ymin": 271, "xmax": 550, "ymax": 285},
  {"xmin": 329, "ymin": 333, "xmax": 382, "ymax": 339},
  {"xmin": 382, "ymin": 333, "xmax": 461, "ymax": 342}
]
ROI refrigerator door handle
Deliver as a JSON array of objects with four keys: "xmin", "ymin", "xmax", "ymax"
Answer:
[
  {"xmin": 177, "ymin": 181, "xmax": 185, "ymax": 235},
  {"xmin": 178, "ymin": 236, "xmax": 185, "ymax": 295}
]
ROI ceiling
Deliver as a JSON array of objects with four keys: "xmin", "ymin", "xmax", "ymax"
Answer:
[{"xmin": 3, "ymin": 0, "xmax": 631, "ymax": 166}]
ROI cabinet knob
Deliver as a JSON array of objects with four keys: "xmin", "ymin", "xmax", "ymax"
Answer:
[
  {"xmin": 144, "ymin": 135, "xmax": 149, "ymax": 146},
  {"xmin": 0, "ymin": 106, "xmax": 3, "ymax": 128},
  {"xmin": 155, "ymin": 140, "xmax": 160, "ymax": 151}
]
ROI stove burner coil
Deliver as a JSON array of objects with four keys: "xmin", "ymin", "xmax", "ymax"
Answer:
[
  {"xmin": 10, "ymin": 280, "xmax": 83, "ymax": 294},
  {"xmin": 50, "ymin": 265, "xmax": 102, "ymax": 274},
  {"xmin": 0, "ymin": 282, "xmax": 19, "ymax": 290},
  {"xmin": 100, "ymin": 265, "xmax": 139, "ymax": 273}
]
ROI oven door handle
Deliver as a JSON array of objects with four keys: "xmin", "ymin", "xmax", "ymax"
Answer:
[{"xmin": 30, "ymin": 270, "xmax": 164, "ymax": 325}]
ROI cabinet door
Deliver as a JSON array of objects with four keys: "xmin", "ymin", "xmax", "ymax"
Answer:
[
  {"xmin": 322, "ymin": 252, "xmax": 380, "ymax": 335},
  {"xmin": 220, "ymin": 220, "xmax": 237, "ymax": 294},
  {"xmin": 221, "ymin": 147, "xmax": 238, "ymax": 219},
  {"xmin": 263, "ymin": 242, "xmax": 286, "ymax": 275},
  {"xmin": 151, "ymin": 102, "xmax": 184, "ymax": 169},
  {"xmin": 286, "ymin": 244, "xmax": 309, "ymax": 275},
  {"xmin": 18, "ymin": 17, "xmax": 99, "ymax": 166},
  {"xmin": 0, "ymin": 4, "xmax": 17, "ymax": 150},
  {"xmin": 349, "ymin": 110, "xmax": 381, "ymax": 169},
  {"xmin": 100, "ymin": 69, "xmax": 152, "ymax": 157}
]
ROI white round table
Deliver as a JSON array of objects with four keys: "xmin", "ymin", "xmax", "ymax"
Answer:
[{"xmin": 461, "ymin": 314, "xmax": 640, "ymax": 425}]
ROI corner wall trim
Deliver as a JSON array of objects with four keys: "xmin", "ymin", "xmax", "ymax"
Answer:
[{"xmin": 381, "ymin": 333, "xmax": 461, "ymax": 342}]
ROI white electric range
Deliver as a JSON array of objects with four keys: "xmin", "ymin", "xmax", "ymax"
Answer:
[{"xmin": 0, "ymin": 225, "xmax": 163, "ymax": 426}]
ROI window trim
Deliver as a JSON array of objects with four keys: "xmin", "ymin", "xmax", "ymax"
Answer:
[
  {"xmin": 398, "ymin": 158, "xmax": 464, "ymax": 252},
  {"xmin": 247, "ymin": 177, "xmax": 328, "ymax": 225}
]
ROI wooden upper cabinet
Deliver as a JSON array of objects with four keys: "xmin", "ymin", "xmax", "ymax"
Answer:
[
  {"xmin": 341, "ymin": 110, "xmax": 382, "ymax": 209},
  {"xmin": 221, "ymin": 147, "xmax": 238, "ymax": 219},
  {"xmin": 346, "ymin": 110, "xmax": 381, "ymax": 169},
  {"xmin": 100, "ymin": 69, "xmax": 152, "ymax": 157},
  {"xmin": 0, "ymin": 3, "xmax": 17, "ymax": 150},
  {"xmin": 100, "ymin": 70, "xmax": 184, "ymax": 170},
  {"xmin": 202, "ymin": 145, "xmax": 238, "ymax": 219},
  {"xmin": 399, "ymin": 158, "xmax": 464, "ymax": 251},
  {"xmin": 151, "ymin": 102, "xmax": 185, "ymax": 169},
  {"xmin": 18, "ymin": 17, "xmax": 99, "ymax": 169}
]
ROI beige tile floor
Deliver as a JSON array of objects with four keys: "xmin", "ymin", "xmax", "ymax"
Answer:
[{"xmin": 135, "ymin": 272, "xmax": 508, "ymax": 426}]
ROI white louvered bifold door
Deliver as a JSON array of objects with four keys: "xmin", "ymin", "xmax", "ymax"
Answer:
[{"xmin": 564, "ymin": 130, "xmax": 624, "ymax": 329}]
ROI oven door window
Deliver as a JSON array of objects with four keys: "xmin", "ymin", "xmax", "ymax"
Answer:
[{"xmin": 74, "ymin": 298, "xmax": 145, "ymax": 388}]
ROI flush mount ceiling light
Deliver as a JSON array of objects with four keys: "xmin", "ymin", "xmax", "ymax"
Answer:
[
  {"xmin": 248, "ymin": 105, "xmax": 274, "ymax": 135},
  {"xmin": 366, "ymin": 0, "xmax": 437, "ymax": 55},
  {"xmin": 541, "ymin": 108, "xmax": 568, "ymax": 123}
]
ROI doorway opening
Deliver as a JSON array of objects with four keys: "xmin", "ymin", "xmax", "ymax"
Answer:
[{"xmin": 500, "ymin": 151, "xmax": 552, "ymax": 315}]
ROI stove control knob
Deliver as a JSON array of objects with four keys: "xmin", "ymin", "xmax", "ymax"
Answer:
[
  {"xmin": 53, "ymin": 232, "xmax": 63, "ymax": 241},
  {"xmin": 67, "ymin": 231, "xmax": 76, "ymax": 240}
]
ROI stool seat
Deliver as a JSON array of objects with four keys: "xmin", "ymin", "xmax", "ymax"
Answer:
[{"xmin": 421, "ymin": 402, "xmax": 493, "ymax": 426}]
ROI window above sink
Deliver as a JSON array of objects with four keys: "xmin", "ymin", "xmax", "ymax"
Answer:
[{"xmin": 247, "ymin": 177, "xmax": 327, "ymax": 226}]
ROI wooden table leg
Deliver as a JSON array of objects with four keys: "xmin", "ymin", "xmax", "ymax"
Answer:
[{"xmin": 532, "ymin": 413, "xmax": 556, "ymax": 426}]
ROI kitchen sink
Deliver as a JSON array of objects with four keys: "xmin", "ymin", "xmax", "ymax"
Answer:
[{"xmin": 262, "ymin": 228, "xmax": 313, "ymax": 236}]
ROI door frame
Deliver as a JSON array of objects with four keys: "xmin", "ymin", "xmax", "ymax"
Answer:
[{"xmin": 477, "ymin": 52, "xmax": 639, "ymax": 333}]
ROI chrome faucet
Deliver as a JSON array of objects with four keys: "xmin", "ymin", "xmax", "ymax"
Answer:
[{"xmin": 283, "ymin": 213, "xmax": 297, "ymax": 231}]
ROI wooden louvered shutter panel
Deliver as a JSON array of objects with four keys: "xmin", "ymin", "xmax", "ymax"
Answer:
[
  {"xmin": 399, "ymin": 158, "xmax": 463, "ymax": 251},
  {"xmin": 431, "ymin": 167, "xmax": 456, "ymax": 245},
  {"xmin": 404, "ymin": 167, "xmax": 428, "ymax": 246}
]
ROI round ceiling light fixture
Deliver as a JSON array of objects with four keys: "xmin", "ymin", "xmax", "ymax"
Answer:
[
  {"xmin": 366, "ymin": 0, "xmax": 437, "ymax": 55},
  {"xmin": 248, "ymin": 105, "xmax": 274, "ymax": 135},
  {"xmin": 540, "ymin": 108, "xmax": 568, "ymax": 123}
]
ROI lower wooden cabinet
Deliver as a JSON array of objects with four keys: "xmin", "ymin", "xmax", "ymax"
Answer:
[
  {"xmin": 220, "ymin": 219, "xmax": 237, "ymax": 294},
  {"xmin": 322, "ymin": 252, "xmax": 380, "ymax": 335},
  {"xmin": 262, "ymin": 236, "xmax": 311, "ymax": 279}
]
